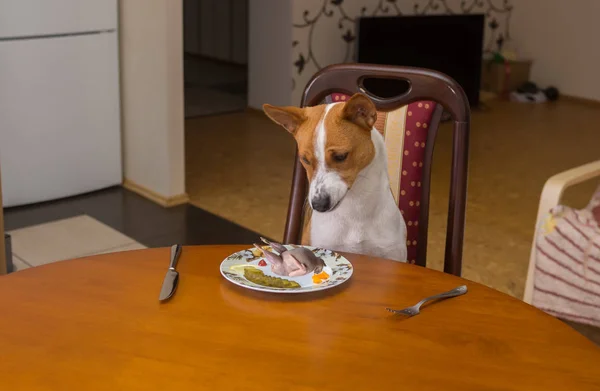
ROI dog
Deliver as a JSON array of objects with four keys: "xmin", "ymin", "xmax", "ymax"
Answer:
[{"xmin": 263, "ymin": 93, "xmax": 407, "ymax": 262}]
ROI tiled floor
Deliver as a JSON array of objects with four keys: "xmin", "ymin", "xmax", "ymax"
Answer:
[
  {"xmin": 184, "ymin": 54, "xmax": 247, "ymax": 118},
  {"xmin": 11, "ymin": 255, "xmax": 30, "ymax": 272},
  {"xmin": 4, "ymin": 186, "xmax": 263, "ymax": 273}
]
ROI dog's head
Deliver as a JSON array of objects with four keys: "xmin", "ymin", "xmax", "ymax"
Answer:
[{"xmin": 263, "ymin": 93, "xmax": 377, "ymax": 212}]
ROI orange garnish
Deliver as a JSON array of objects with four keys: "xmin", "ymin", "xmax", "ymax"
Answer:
[{"xmin": 312, "ymin": 271, "xmax": 330, "ymax": 284}]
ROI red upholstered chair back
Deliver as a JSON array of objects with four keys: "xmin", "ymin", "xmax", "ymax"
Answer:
[
  {"xmin": 325, "ymin": 93, "xmax": 436, "ymax": 264},
  {"xmin": 284, "ymin": 64, "xmax": 470, "ymax": 276}
]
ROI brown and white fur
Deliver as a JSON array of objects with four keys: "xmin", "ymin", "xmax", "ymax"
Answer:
[{"xmin": 263, "ymin": 93, "xmax": 407, "ymax": 262}]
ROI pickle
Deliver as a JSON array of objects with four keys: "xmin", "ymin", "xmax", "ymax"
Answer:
[{"xmin": 244, "ymin": 268, "xmax": 300, "ymax": 289}]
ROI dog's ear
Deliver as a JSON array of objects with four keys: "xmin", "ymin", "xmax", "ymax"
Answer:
[
  {"xmin": 263, "ymin": 104, "xmax": 306, "ymax": 135},
  {"xmin": 342, "ymin": 93, "xmax": 377, "ymax": 131}
]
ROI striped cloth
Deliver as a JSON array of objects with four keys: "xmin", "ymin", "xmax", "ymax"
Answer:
[
  {"xmin": 532, "ymin": 186, "xmax": 600, "ymax": 327},
  {"xmin": 324, "ymin": 93, "xmax": 435, "ymax": 263}
]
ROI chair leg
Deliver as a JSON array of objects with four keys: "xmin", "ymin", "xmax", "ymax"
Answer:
[
  {"xmin": 284, "ymin": 153, "xmax": 308, "ymax": 244},
  {"xmin": 444, "ymin": 121, "xmax": 469, "ymax": 276}
]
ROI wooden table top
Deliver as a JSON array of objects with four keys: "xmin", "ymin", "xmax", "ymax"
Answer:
[{"xmin": 0, "ymin": 245, "xmax": 599, "ymax": 390}]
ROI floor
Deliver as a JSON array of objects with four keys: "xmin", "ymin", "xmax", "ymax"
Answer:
[
  {"xmin": 185, "ymin": 99, "xmax": 600, "ymax": 300},
  {"xmin": 184, "ymin": 54, "xmax": 247, "ymax": 118},
  {"xmin": 186, "ymin": 110, "xmax": 297, "ymax": 240},
  {"xmin": 3, "ymin": 187, "xmax": 261, "ymax": 273}
]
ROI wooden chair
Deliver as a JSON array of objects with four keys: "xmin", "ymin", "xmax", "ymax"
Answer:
[{"xmin": 283, "ymin": 64, "xmax": 470, "ymax": 276}]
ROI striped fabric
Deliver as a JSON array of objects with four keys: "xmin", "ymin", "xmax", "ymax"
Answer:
[
  {"xmin": 532, "ymin": 186, "xmax": 600, "ymax": 327},
  {"xmin": 325, "ymin": 93, "xmax": 436, "ymax": 263}
]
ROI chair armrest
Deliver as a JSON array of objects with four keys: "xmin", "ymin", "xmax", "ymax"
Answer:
[
  {"xmin": 523, "ymin": 160, "xmax": 600, "ymax": 303},
  {"xmin": 535, "ymin": 160, "xmax": 600, "ymax": 225}
]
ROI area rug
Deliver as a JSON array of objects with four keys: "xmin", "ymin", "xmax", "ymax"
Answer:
[{"xmin": 8, "ymin": 215, "xmax": 146, "ymax": 271}]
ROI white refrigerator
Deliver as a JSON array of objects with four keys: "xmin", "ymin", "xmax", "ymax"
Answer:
[{"xmin": 0, "ymin": 0, "xmax": 122, "ymax": 207}]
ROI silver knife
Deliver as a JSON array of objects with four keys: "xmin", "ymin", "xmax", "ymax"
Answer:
[{"xmin": 159, "ymin": 244, "xmax": 182, "ymax": 301}]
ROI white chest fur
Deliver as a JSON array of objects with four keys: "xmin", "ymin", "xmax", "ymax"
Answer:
[{"xmin": 309, "ymin": 128, "xmax": 407, "ymax": 262}]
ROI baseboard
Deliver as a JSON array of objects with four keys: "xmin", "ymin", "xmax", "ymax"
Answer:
[
  {"xmin": 123, "ymin": 179, "xmax": 189, "ymax": 208},
  {"xmin": 562, "ymin": 95, "xmax": 600, "ymax": 108},
  {"xmin": 245, "ymin": 107, "xmax": 264, "ymax": 115}
]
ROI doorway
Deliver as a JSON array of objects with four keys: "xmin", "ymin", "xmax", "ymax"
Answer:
[{"xmin": 183, "ymin": 0, "xmax": 248, "ymax": 118}]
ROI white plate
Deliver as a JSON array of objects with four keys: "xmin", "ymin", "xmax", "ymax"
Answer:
[{"xmin": 220, "ymin": 245, "xmax": 353, "ymax": 294}]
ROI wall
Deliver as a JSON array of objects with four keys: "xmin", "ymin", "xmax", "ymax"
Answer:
[
  {"xmin": 511, "ymin": 0, "xmax": 600, "ymax": 101},
  {"xmin": 291, "ymin": 0, "xmax": 514, "ymax": 105},
  {"xmin": 119, "ymin": 0, "xmax": 186, "ymax": 201},
  {"xmin": 248, "ymin": 0, "xmax": 293, "ymax": 109}
]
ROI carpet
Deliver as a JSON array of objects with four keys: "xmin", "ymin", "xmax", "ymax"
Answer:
[{"xmin": 8, "ymin": 215, "xmax": 146, "ymax": 271}]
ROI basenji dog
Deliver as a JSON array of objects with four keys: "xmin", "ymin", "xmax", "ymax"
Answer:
[{"xmin": 263, "ymin": 93, "xmax": 407, "ymax": 262}]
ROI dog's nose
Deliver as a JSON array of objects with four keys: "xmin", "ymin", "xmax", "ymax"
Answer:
[{"xmin": 311, "ymin": 194, "xmax": 331, "ymax": 212}]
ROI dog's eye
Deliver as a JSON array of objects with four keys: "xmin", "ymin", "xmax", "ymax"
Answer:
[
  {"xmin": 333, "ymin": 152, "xmax": 348, "ymax": 162},
  {"xmin": 301, "ymin": 156, "xmax": 311, "ymax": 165}
]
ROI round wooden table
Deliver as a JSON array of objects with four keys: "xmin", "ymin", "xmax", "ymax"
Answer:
[{"xmin": 1, "ymin": 246, "xmax": 599, "ymax": 390}]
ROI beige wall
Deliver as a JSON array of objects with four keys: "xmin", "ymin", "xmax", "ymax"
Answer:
[
  {"xmin": 511, "ymin": 0, "xmax": 600, "ymax": 101},
  {"xmin": 119, "ymin": 0, "xmax": 186, "ymax": 198}
]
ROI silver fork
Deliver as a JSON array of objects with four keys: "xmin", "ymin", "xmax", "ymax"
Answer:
[{"xmin": 386, "ymin": 285, "xmax": 468, "ymax": 317}]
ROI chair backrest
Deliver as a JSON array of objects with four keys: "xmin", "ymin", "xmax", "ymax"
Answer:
[{"xmin": 284, "ymin": 64, "xmax": 470, "ymax": 276}]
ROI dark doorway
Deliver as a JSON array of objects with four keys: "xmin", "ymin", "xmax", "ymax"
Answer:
[{"xmin": 183, "ymin": 0, "xmax": 248, "ymax": 118}]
